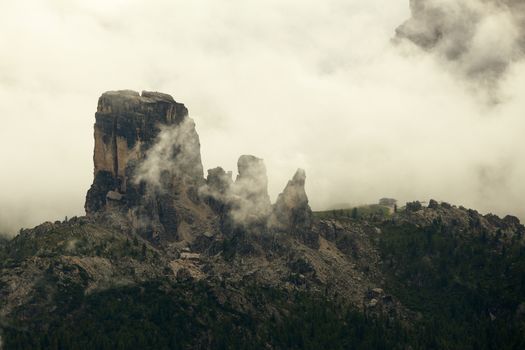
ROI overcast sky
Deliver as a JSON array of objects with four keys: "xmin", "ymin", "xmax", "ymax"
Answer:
[{"xmin": 1, "ymin": 0, "xmax": 524, "ymax": 235}]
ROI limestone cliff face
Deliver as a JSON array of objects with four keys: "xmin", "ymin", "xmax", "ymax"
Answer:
[
  {"xmin": 85, "ymin": 90, "xmax": 314, "ymax": 245},
  {"xmin": 86, "ymin": 90, "xmax": 196, "ymax": 212},
  {"xmin": 271, "ymin": 169, "xmax": 317, "ymax": 247},
  {"xmin": 272, "ymin": 169, "xmax": 312, "ymax": 232},
  {"xmin": 85, "ymin": 90, "xmax": 213, "ymax": 243}
]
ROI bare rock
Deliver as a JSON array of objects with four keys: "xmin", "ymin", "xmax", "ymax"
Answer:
[
  {"xmin": 271, "ymin": 169, "xmax": 313, "ymax": 232},
  {"xmin": 85, "ymin": 90, "xmax": 214, "ymax": 243},
  {"xmin": 201, "ymin": 167, "xmax": 234, "ymax": 214},
  {"xmin": 271, "ymin": 169, "xmax": 318, "ymax": 248}
]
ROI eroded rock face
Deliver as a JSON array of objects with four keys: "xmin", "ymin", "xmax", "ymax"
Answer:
[
  {"xmin": 271, "ymin": 169, "xmax": 317, "ymax": 247},
  {"xmin": 202, "ymin": 167, "xmax": 233, "ymax": 206},
  {"xmin": 199, "ymin": 160, "xmax": 317, "ymax": 241},
  {"xmin": 200, "ymin": 167, "xmax": 234, "ymax": 232},
  {"xmin": 85, "ymin": 90, "xmax": 213, "ymax": 243},
  {"xmin": 271, "ymin": 169, "xmax": 313, "ymax": 232},
  {"xmin": 201, "ymin": 156, "xmax": 284, "ymax": 233},
  {"xmin": 86, "ymin": 90, "xmax": 195, "ymax": 212},
  {"xmin": 85, "ymin": 90, "xmax": 315, "ymax": 245}
]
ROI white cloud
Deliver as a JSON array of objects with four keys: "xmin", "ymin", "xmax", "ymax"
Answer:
[
  {"xmin": 397, "ymin": 0, "xmax": 525, "ymax": 89},
  {"xmin": 1, "ymin": 0, "xmax": 524, "ymax": 234}
]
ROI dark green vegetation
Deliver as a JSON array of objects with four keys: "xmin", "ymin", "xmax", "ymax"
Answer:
[
  {"xmin": 313, "ymin": 204, "xmax": 392, "ymax": 221},
  {"xmin": 0, "ymin": 235, "xmax": 8, "ymax": 249},
  {"xmin": 0, "ymin": 220, "xmax": 158, "ymax": 265},
  {"xmin": 379, "ymin": 222, "xmax": 525, "ymax": 349},
  {"xmin": 2, "ymin": 207, "xmax": 525, "ymax": 349},
  {"xmin": 3, "ymin": 280, "xmax": 406, "ymax": 350}
]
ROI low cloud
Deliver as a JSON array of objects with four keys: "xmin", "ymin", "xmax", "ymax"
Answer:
[
  {"xmin": 0, "ymin": 0, "xmax": 524, "ymax": 235},
  {"xmin": 200, "ymin": 156, "xmax": 274, "ymax": 227},
  {"xmin": 133, "ymin": 118, "xmax": 203, "ymax": 189},
  {"xmin": 396, "ymin": 0, "xmax": 525, "ymax": 92}
]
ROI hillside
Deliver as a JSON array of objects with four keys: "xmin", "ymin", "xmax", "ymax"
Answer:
[{"xmin": 0, "ymin": 91, "xmax": 524, "ymax": 349}]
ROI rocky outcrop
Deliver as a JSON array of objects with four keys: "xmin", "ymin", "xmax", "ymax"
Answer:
[
  {"xmin": 200, "ymin": 167, "xmax": 234, "ymax": 233},
  {"xmin": 200, "ymin": 156, "xmax": 272, "ymax": 234},
  {"xmin": 86, "ymin": 90, "xmax": 198, "ymax": 212},
  {"xmin": 271, "ymin": 169, "xmax": 317, "ymax": 247},
  {"xmin": 396, "ymin": 200, "xmax": 525, "ymax": 244},
  {"xmin": 84, "ymin": 90, "xmax": 316, "ymax": 245},
  {"xmin": 6, "ymin": 87, "xmax": 525, "ymax": 349},
  {"xmin": 85, "ymin": 90, "xmax": 214, "ymax": 243},
  {"xmin": 271, "ymin": 169, "xmax": 313, "ymax": 233},
  {"xmin": 405, "ymin": 201, "xmax": 423, "ymax": 212},
  {"xmin": 201, "ymin": 159, "xmax": 316, "ymax": 240},
  {"xmin": 201, "ymin": 167, "xmax": 233, "ymax": 211},
  {"xmin": 428, "ymin": 199, "xmax": 439, "ymax": 209}
]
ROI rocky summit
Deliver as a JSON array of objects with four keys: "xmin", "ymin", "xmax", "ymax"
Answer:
[
  {"xmin": 84, "ymin": 91, "xmax": 311, "ymax": 247},
  {"xmin": 85, "ymin": 90, "xmax": 211, "ymax": 244},
  {"xmin": 1, "ymin": 91, "xmax": 525, "ymax": 349}
]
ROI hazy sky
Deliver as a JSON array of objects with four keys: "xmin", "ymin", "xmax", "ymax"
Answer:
[{"xmin": 1, "ymin": 0, "xmax": 524, "ymax": 235}]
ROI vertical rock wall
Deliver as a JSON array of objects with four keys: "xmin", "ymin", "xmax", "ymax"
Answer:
[
  {"xmin": 85, "ymin": 89, "xmax": 316, "ymax": 246},
  {"xmin": 85, "ymin": 90, "xmax": 212, "ymax": 243}
]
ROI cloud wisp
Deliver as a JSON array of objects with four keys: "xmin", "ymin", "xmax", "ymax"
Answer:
[
  {"xmin": 133, "ymin": 118, "xmax": 204, "ymax": 190},
  {"xmin": 396, "ymin": 0, "xmax": 525, "ymax": 94},
  {"xmin": 1, "ymin": 0, "xmax": 524, "ymax": 235}
]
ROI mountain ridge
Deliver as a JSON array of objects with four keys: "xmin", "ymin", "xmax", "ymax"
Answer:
[{"xmin": 0, "ymin": 90, "xmax": 524, "ymax": 349}]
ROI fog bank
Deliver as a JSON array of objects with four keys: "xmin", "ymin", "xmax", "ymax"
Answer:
[{"xmin": 1, "ymin": 0, "xmax": 524, "ymax": 235}]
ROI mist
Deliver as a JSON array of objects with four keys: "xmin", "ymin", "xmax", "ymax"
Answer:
[
  {"xmin": 396, "ymin": 0, "xmax": 525, "ymax": 93},
  {"xmin": 1, "ymin": 0, "xmax": 524, "ymax": 235},
  {"xmin": 133, "ymin": 118, "xmax": 204, "ymax": 189}
]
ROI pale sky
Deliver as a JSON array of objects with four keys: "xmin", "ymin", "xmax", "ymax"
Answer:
[{"xmin": 1, "ymin": 0, "xmax": 524, "ymax": 234}]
